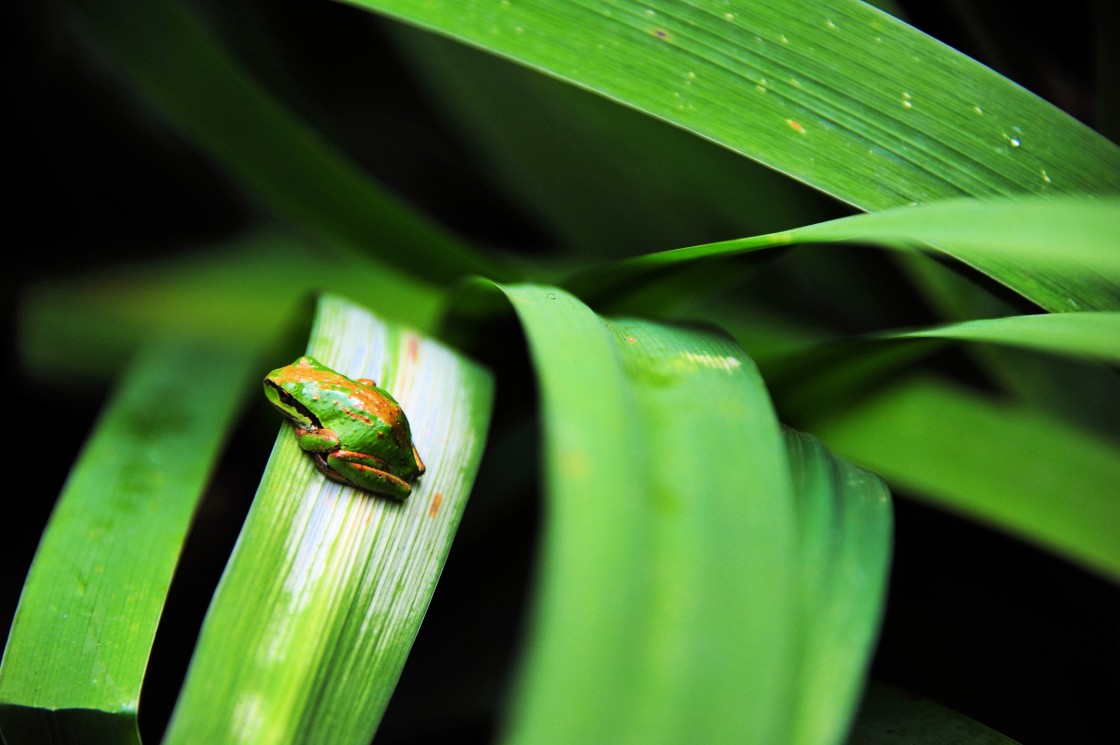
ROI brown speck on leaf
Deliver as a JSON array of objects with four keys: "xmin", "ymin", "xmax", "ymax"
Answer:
[
  {"xmin": 428, "ymin": 491, "xmax": 444, "ymax": 518},
  {"xmin": 785, "ymin": 119, "xmax": 807, "ymax": 135},
  {"xmin": 652, "ymin": 28, "xmax": 669, "ymax": 40},
  {"xmin": 626, "ymin": 335, "xmax": 637, "ymax": 344}
]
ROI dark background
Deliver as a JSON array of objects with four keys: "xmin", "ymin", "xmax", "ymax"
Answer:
[{"xmin": 4, "ymin": 1, "xmax": 1117, "ymax": 742}]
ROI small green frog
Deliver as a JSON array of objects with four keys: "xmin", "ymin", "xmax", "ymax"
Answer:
[{"xmin": 263, "ymin": 356, "xmax": 425, "ymax": 500}]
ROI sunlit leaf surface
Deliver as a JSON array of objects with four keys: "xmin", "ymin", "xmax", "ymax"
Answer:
[
  {"xmin": 163, "ymin": 295, "xmax": 493, "ymax": 744},
  {"xmin": 342, "ymin": 0, "xmax": 1120, "ymax": 308}
]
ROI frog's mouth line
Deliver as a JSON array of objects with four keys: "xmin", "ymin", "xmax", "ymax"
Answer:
[{"xmin": 266, "ymin": 381, "xmax": 322, "ymax": 429}]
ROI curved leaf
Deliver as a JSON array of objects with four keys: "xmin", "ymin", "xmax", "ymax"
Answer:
[
  {"xmin": 0, "ymin": 341, "xmax": 255, "ymax": 744},
  {"xmin": 74, "ymin": 0, "xmax": 500, "ymax": 281},
  {"xmin": 341, "ymin": 0, "xmax": 1120, "ymax": 309},
  {"xmin": 340, "ymin": 0, "xmax": 1120, "ymax": 201},
  {"xmin": 575, "ymin": 197, "xmax": 1120, "ymax": 312},
  {"xmin": 812, "ymin": 377, "xmax": 1120, "ymax": 582},
  {"xmin": 877, "ymin": 312, "xmax": 1120, "ymax": 364},
  {"xmin": 756, "ymin": 311, "xmax": 1120, "ymax": 426},
  {"xmin": 163, "ymin": 295, "xmax": 493, "ymax": 744},
  {"xmin": 786, "ymin": 429, "xmax": 892, "ymax": 745},
  {"xmin": 485, "ymin": 283, "xmax": 800, "ymax": 744},
  {"xmin": 447, "ymin": 283, "xmax": 891, "ymax": 744}
]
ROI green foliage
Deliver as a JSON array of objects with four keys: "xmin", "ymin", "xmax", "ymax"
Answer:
[
  {"xmin": 490, "ymin": 284, "xmax": 804, "ymax": 744},
  {"xmin": 5, "ymin": 0, "xmax": 1118, "ymax": 744},
  {"xmin": 0, "ymin": 343, "xmax": 255, "ymax": 743},
  {"xmin": 811, "ymin": 377, "xmax": 1120, "ymax": 582},
  {"xmin": 163, "ymin": 296, "xmax": 493, "ymax": 744}
]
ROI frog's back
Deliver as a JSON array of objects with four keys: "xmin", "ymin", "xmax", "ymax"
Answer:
[
  {"xmin": 320, "ymin": 382, "xmax": 417, "ymax": 467},
  {"xmin": 317, "ymin": 383, "xmax": 399, "ymax": 439}
]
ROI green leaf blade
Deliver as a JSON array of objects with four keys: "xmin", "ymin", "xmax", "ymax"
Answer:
[
  {"xmin": 880, "ymin": 311, "xmax": 1120, "ymax": 364},
  {"xmin": 494, "ymin": 287, "xmax": 658, "ymax": 744},
  {"xmin": 342, "ymin": 0, "xmax": 1119, "ymax": 311},
  {"xmin": 812, "ymin": 378, "xmax": 1120, "ymax": 582},
  {"xmin": 19, "ymin": 229, "xmax": 444, "ymax": 382},
  {"xmin": 340, "ymin": 0, "xmax": 1120, "ymax": 205},
  {"xmin": 788, "ymin": 197, "xmax": 1120, "ymax": 311},
  {"xmin": 485, "ymin": 284, "xmax": 801, "ymax": 744},
  {"xmin": 579, "ymin": 197, "xmax": 1120, "ymax": 312},
  {"xmin": 75, "ymin": 0, "xmax": 499, "ymax": 281},
  {"xmin": 163, "ymin": 295, "xmax": 493, "ymax": 744},
  {"xmin": 473, "ymin": 285, "xmax": 894, "ymax": 744},
  {"xmin": 785, "ymin": 429, "xmax": 892, "ymax": 745},
  {"xmin": 606, "ymin": 316, "xmax": 800, "ymax": 744},
  {"xmin": 0, "ymin": 341, "xmax": 255, "ymax": 744}
]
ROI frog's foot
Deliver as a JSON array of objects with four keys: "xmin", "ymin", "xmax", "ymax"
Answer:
[
  {"xmin": 413, "ymin": 446, "xmax": 426, "ymax": 476},
  {"xmin": 328, "ymin": 450, "xmax": 414, "ymax": 500}
]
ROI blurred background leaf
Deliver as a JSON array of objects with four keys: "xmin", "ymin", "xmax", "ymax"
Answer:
[
  {"xmin": 74, "ymin": 0, "xmax": 501, "ymax": 282},
  {"xmin": 0, "ymin": 342, "xmax": 255, "ymax": 744},
  {"xmin": 809, "ymin": 376, "xmax": 1120, "ymax": 582},
  {"xmin": 459, "ymin": 283, "xmax": 890, "ymax": 745}
]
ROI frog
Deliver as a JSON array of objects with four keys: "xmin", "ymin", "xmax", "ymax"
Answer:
[{"xmin": 263, "ymin": 356, "xmax": 425, "ymax": 500}]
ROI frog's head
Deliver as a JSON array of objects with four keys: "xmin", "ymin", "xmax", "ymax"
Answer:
[{"xmin": 263, "ymin": 357, "xmax": 326, "ymax": 429}]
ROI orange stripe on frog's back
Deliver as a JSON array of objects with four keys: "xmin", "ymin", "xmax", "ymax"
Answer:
[
  {"xmin": 343, "ymin": 382, "xmax": 403, "ymax": 427},
  {"xmin": 284, "ymin": 366, "xmax": 402, "ymax": 427}
]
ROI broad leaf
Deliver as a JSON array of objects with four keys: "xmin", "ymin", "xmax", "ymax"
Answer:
[
  {"xmin": 449, "ymin": 283, "xmax": 891, "ymax": 744},
  {"xmin": 491, "ymin": 283, "xmax": 800, "ymax": 743},
  {"xmin": 163, "ymin": 295, "xmax": 493, "ymax": 744},
  {"xmin": 811, "ymin": 377, "xmax": 1120, "ymax": 582},
  {"xmin": 341, "ymin": 0, "xmax": 1120, "ymax": 309},
  {"xmin": 0, "ymin": 341, "xmax": 255, "ymax": 744}
]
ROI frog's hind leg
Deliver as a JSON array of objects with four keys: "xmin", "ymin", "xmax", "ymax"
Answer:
[
  {"xmin": 310, "ymin": 453, "xmax": 350, "ymax": 484},
  {"xmin": 328, "ymin": 450, "xmax": 414, "ymax": 500}
]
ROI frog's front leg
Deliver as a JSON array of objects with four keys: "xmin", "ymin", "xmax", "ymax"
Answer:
[
  {"xmin": 326, "ymin": 450, "xmax": 414, "ymax": 500},
  {"xmin": 294, "ymin": 426, "xmax": 340, "ymax": 453}
]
